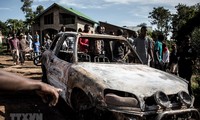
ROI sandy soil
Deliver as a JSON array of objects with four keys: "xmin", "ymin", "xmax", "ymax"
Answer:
[
  {"xmin": 0, "ymin": 55, "xmax": 72, "ymax": 120},
  {"xmin": 0, "ymin": 55, "xmax": 42, "ymax": 80}
]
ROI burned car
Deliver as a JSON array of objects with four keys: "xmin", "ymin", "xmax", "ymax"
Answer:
[{"xmin": 39, "ymin": 32, "xmax": 200, "ymax": 120}]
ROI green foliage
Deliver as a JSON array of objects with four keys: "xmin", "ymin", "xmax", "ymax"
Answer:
[
  {"xmin": 35, "ymin": 5, "xmax": 44, "ymax": 15},
  {"xmin": 148, "ymin": 7, "xmax": 171, "ymax": 37},
  {"xmin": 172, "ymin": 4, "xmax": 197, "ymax": 31},
  {"xmin": 0, "ymin": 0, "xmax": 46, "ymax": 36},
  {"xmin": 172, "ymin": 4, "xmax": 200, "ymax": 44},
  {"xmin": 192, "ymin": 27, "xmax": 200, "ymax": 58},
  {"xmin": 151, "ymin": 30, "xmax": 162, "ymax": 40},
  {"xmin": 0, "ymin": 20, "xmax": 9, "ymax": 35},
  {"xmin": 5, "ymin": 19, "xmax": 26, "ymax": 33},
  {"xmin": 20, "ymin": 0, "xmax": 44, "ymax": 27},
  {"xmin": 137, "ymin": 23, "xmax": 147, "ymax": 27},
  {"xmin": 21, "ymin": 0, "xmax": 33, "ymax": 14},
  {"xmin": 0, "ymin": 42, "xmax": 10, "ymax": 55}
]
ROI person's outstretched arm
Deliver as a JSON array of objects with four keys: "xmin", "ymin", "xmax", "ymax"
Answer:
[{"xmin": 0, "ymin": 70, "xmax": 62, "ymax": 106}]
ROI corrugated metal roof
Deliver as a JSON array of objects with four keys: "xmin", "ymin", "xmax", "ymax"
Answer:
[
  {"xmin": 57, "ymin": 3, "xmax": 97, "ymax": 23},
  {"xmin": 35, "ymin": 3, "xmax": 97, "ymax": 24}
]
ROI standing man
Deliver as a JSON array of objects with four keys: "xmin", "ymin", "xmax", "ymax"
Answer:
[
  {"xmin": 6, "ymin": 33, "xmax": 13, "ymax": 51},
  {"xmin": 79, "ymin": 24, "xmax": 90, "ymax": 52},
  {"xmin": 33, "ymin": 31, "xmax": 40, "ymax": 57},
  {"xmin": 101, "ymin": 26, "xmax": 106, "ymax": 34},
  {"xmin": 9, "ymin": 34, "xmax": 20, "ymax": 65},
  {"xmin": 178, "ymin": 36, "xmax": 197, "ymax": 94},
  {"xmin": 19, "ymin": 34, "xmax": 27, "ymax": 65},
  {"xmin": 154, "ymin": 34, "xmax": 164, "ymax": 70},
  {"xmin": 95, "ymin": 25, "xmax": 105, "ymax": 54},
  {"xmin": 113, "ymin": 29, "xmax": 126, "ymax": 62},
  {"xmin": 27, "ymin": 32, "xmax": 33, "ymax": 49},
  {"xmin": 169, "ymin": 44, "xmax": 178, "ymax": 75},
  {"xmin": 43, "ymin": 33, "xmax": 52, "ymax": 50},
  {"xmin": 162, "ymin": 43, "xmax": 170, "ymax": 71},
  {"xmin": 96, "ymin": 26, "xmax": 103, "ymax": 34},
  {"xmin": 133, "ymin": 26, "xmax": 154, "ymax": 66}
]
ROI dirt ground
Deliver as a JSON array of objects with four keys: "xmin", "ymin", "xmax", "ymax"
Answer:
[
  {"xmin": 0, "ymin": 55, "xmax": 74, "ymax": 120},
  {"xmin": 0, "ymin": 55, "xmax": 42, "ymax": 79}
]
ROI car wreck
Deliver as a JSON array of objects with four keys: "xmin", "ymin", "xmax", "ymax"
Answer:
[{"xmin": 38, "ymin": 32, "xmax": 200, "ymax": 120}]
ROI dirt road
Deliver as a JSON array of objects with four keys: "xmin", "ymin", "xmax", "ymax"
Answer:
[
  {"xmin": 0, "ymin": 55, "xmax": 42, "ymax": 79},
  {"xmin": 0, "ymin": 55, "xmax": 73, "ymax": 120}
]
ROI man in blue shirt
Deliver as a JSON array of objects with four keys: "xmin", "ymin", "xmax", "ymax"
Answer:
[
  {"xmin": 154, "ymin": 34, "xmax": 164, "ymax": 69},
  {"xmin": 33, "ymin": 31, "xmax": 40, "ymax": 57}
]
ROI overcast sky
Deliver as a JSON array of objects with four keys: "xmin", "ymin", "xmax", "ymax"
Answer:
[{"xmin": 0, "ymin": 0, "xmax": 199, "ymax": 28}]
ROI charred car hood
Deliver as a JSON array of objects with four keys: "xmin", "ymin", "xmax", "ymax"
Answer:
[{"xmin": 72, "ymin": 63, "xmax": 188, "ymax": 98}]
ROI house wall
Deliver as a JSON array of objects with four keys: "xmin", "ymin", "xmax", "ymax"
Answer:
[
  {"xmin": 100, "ymin": 22, "xmax": 136, "ymax": 37},
  {"xmin": 32, "ymin": 5, "xmax": 96, "ymax": 44}
]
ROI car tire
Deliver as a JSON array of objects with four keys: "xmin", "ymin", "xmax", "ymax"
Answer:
[
  {"xmin": 71, "ymin": 88, "xmax": 93, "ymax": 120},
  {"xmin": 71, "ymin": 88, "xmax": 92, "ymax": 111}
]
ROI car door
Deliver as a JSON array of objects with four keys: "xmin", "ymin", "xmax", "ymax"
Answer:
[{"xmin": 45, "ymin": 33, "xmax": 75, "ymax": 102}]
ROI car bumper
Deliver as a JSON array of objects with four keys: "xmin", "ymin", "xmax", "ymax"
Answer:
[
  {"xmin": 155, "ymin": 108, "xmax": 200, "ymax": 120},
  {"xmin": 107, "ymin": 107, "xmax": 200, "ymax": 120}
]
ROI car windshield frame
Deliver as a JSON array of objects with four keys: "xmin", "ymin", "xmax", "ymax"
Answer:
[{"xmin": 52, "ymin": 32, "xmax": 142, "ymax": 64}]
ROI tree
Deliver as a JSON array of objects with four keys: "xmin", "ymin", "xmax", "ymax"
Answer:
[
  {"xmin": 35, "ymin": 5, "xmax": 44, "ymax": 15},
  {"xmin": 0, "ymin": 20, "xmax": 9, "ymax": 35},
  {"xmin": 21, "ymin": 0, "xmax": 34, "ymax": 28},
  {"xmin": 149, "ymin": 7, "xmax": 171, "ymax": 37},
  {"xmin": 5, "ymin": 19, "xmax": 26, "ymax": 34},
  {"xmin": 173, "ymin": 3, "xmax": 200, "ymax": 74},
  {"xmin": 172, "ymin": 4, "xmax": 200, "ymax": 45},
  {"xmin": 137, "ymin": 23, "xmax": 147, "ymax": 27},
  {"xmin": 172, "ymin": 4, "xmax": 197, "ymax": 32},
  {"xmin": 21, "ymin": 0, "xmax": 44, "ymax": 30},
  {"xmin": 21, "ymin": 0, "xmax": 33, "ymax": 13},
  {"xmin": 192, "ymin": 27, "xmax": 200, "ymax": 56}
]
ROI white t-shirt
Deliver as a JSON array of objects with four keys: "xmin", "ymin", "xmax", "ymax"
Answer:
[{"xmin": 163, "ymin": 48, "xmax": 170, "ymax": 63}]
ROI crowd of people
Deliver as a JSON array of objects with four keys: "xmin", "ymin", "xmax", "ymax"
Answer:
[
  {"xmin": 130, "ymin": 26, "xmax": 197, "ymax": 93},
  {"xmin": 124, "ymin": 26, "xmax": 197, "ymax": 94},
  {"xmin": 5, "ymin": 31, "xmax": 52, "ymax": 65}
]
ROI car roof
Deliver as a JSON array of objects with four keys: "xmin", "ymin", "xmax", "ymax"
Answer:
[
  {"xmin": 79, "ymin": 33, "xmax": 127, "ymax": 41},
  {"xmin": 59, "ymin": 32, "xmax": 127, "ymax": 41}
]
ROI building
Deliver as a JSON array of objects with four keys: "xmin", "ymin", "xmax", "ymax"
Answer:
[
  {"xmin": 125, "ymin": 26, "xmax": 153, "ymax": 33},
  {"xmin": 99, "ymin": 21, "xmax": 137, "ymax": 37},
  {"xmin": 32, "ymin": 3, "xmax": 97, "ymax": 44}
]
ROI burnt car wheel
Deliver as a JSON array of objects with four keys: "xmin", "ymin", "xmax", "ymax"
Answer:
[
  {"xmin": 71, "ymin": 88, "xmax": 115, "ymax": 120},
  {"xmin": 71, "ymin": 88, "xmax": 92, "ymax": 111},
  {"xmin": 71, "ymin": 88, "xmax": 94, "ymax": 120}
]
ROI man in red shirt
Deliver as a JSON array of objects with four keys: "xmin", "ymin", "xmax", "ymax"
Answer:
[{"xmin": 79, "ymin": 24, "xmax": 90, "ymax": 52}]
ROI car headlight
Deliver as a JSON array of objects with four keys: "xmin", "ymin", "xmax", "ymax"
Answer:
[
  {"xmin": 105, "ymin": 93, "xmax": 138, "ymax": 107},
  {"xmin": 154, "ymin": 91, "xmax": 170, "ymax": 108},
  {"xmin": 178, "ymin": 91, "xmax": 192, "ymax": 107}
]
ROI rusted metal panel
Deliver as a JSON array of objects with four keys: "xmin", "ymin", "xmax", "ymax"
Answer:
[
  {"xmin": 71, "ymin": 63, "xmax": 188, "ymax": 97},
  {"xmin": 40, "ymin": 32, "xmax": 200, "ymax": 119}
]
